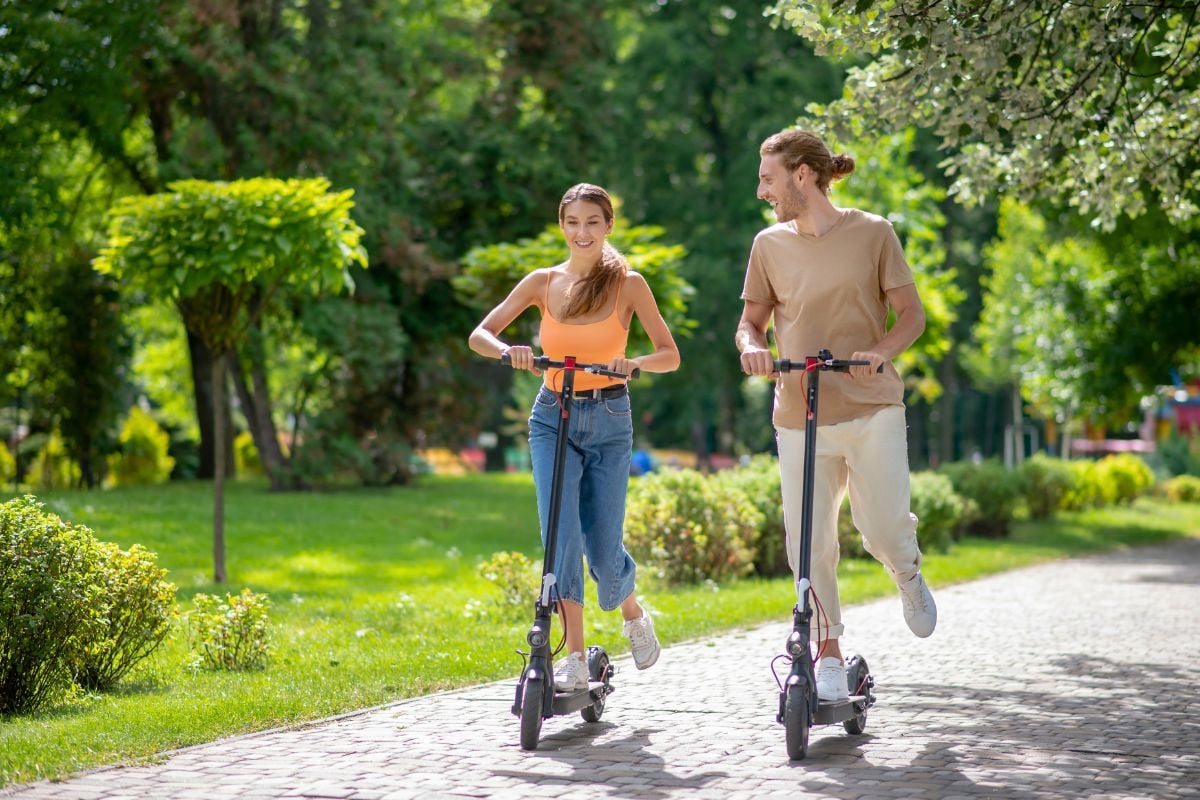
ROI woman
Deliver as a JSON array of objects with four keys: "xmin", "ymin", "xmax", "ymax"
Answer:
[{"xmin": 469, "ymin": 183, "xmax": 680, "ymax": 690}]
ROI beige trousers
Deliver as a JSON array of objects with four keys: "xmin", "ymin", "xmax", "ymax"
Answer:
[{"xmin": 777, "ymin": 405, "xmax": 922, "ymax": 640}]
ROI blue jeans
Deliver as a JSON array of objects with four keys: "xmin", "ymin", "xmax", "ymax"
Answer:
[{"xmin": 528, "ymin": 386, "xmax": 637, "ymax": 610}]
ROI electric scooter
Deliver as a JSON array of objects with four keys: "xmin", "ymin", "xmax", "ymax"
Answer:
[
  {"xmin": 772, "ymin": 349, "xmax": 878, "ymax": 760},
  {"xmin": 499, "ymin": 352, "xmax": 638, "ymax": 751}
]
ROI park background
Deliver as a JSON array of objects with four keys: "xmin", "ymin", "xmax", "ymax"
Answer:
[{"xmin": 2, "ymin": 0, "xmax": 1200, "ymax": 789}]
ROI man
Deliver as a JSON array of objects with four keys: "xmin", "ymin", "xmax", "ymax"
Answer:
[{"xmin": 736, "ymin": 128, "xmax": 936, "ymax": 702}]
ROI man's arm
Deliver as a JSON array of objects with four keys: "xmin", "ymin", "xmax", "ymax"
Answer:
[
  {"xmin": 737, "ymin": 300, "xmax": 776, "ymax": 376},
  {"xmin": 848, "ymin": 283, "xmax": 926, "ymax": 379}
]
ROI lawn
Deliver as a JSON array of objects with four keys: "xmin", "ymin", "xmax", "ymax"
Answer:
[{"xmin": 2, "ymin": 474, "xmax": 1198, "ymax": 786}]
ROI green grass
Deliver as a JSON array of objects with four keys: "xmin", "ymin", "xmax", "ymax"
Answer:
[{"xmin": 2, "ymin": 476, "xmax": 1198, "ymax": 787}]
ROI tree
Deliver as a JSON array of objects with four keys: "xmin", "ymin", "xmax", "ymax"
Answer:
[
  {"xmin": 772, "ymin": 0, "xmax": 1200, "ymax": 228},
  {"xmin": 95, "ymin": 177, "xmax": 366, "ymax": 582}
]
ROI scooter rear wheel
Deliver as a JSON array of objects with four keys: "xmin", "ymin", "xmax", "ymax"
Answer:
[
  {"xmin": 843, "ymin": 655, "xmax": 870, "ymax": 735},
  {"xmin": 519, "ymin": 676, "xmax": 544, "ymax": 751},
  {"xmin": 784, "ymin": 684, "xmax": 811, "ymax": 760},
  {"xmin": 581, "ymin": 647, "xmax": 609, "ymax": 723}
]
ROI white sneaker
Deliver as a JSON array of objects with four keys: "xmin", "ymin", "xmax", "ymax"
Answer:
[
  {"xmin": 900, "ymin": 573, "xmax": 937, "ymax": 638},
  {"xmin": 623, "ymin": 612, "xmax": 661, "ymax": 670},
  {"xmin": 553, "ymin": 651, "xmax": 588, "ymax": 692},
  {"xmin": 815, "ymin": 657, "xmax": 848, "ymax": 702}
]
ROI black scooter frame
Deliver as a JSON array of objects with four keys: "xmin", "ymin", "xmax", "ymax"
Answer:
[
  {"xmin": 499, "ymin": 353, "xmax": 636, "ymax": 750},
  {"xmin": 774, "ymin": 349, "xmax": 878, "ymax": 760}
]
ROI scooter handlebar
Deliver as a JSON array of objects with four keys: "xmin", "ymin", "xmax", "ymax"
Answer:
[
  {"xmin": 774, "ymin": 357, "xmax": 885, "ymax": 374},
  {"xmin": 500, "ymin": 352, "xmax": 640, "ymax": 380}
]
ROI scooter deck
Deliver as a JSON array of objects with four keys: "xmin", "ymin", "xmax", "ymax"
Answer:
[
  {"xmin": 550, "ymin": 682, "xmax": 611, "ymax": 715},
  {"xmin": 813, "ymin": 695, "xmax": 868, "ymax": 725}
]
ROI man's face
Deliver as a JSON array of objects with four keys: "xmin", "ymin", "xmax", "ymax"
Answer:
[{"xmin": 757, "ymin": 154, "xmax": 805, "ymax": 222}]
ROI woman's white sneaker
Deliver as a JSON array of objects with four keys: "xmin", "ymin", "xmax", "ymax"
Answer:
[
  {"xmin": 553, "ymin": 651, "xmax": 588, "ymax": 692},
  {"xmin": 815, "ymin": 657, "xmax": 848, "ymax": 702},
  {"xmin": 900, "ymin": 573, "xmax": 937, "ymax": 638},
  {"xmin": 623, "ymin": 613, "xmax": 661, "ymax": 670}
]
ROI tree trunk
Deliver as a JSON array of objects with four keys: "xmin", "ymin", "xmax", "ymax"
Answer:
[
  {"xmin": 1011, "ymin": 381, "xmax": 1025, "ymax": 467},
  {"xmin": 212, "ymin": 351, "xmax": 227, "ymax": 584},
  {"xmin": 189, "ymin": 331, "xmax": 235, "ymax": 480},
  {"xmin": 230, "ymin": 348, "xmax": 288, "ymax": 490}
]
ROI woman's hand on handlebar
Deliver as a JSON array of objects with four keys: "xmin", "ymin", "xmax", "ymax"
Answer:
[
  {"xmin": 607, "ymin": 357, "xmax": 640, "ymax": 380},
  {"xmin": 502, "ymin": 345, "xmax": 541, "ymax": 376},
  {"xmin": 848, "ymin": 350, "xmax": 886, "ymax": 379}
]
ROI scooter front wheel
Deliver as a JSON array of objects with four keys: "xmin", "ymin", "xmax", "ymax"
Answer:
[
  {"xmin": 519, "ymin": 676, "xmax": 544, "ymax": 751},
  {"xmin": 784, "ymin": 683, "xmax": 811, "ymax": 760}
]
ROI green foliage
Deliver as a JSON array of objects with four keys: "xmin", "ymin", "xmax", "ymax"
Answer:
[
  {"xmin": 95, "ymin": 177, "xmax": 367, "ymax": 350},
  {"xmin": 187, "ymin": 589, "xmax": 272, "ymax": 672},
  {"xmin": 1163, "ymin": 475, "xmax": 1200, "ymax": 503},
  {"xmin": 455, "ymin": 211, "xmax": 695, "ymax": 352},
  {"xmin": 908, "ymin": 471, "xmax": 967, "ymax": 553},
  {"xmin": 106, "ymin": 407, "xmax": 175, "ymax": 487},
  {"xmin": 75, "ymin": 543, "xmax": 176, "ymax": 691},
  {"xmin": 1157, "ymin": 432, "xmax": 1200, "ymax": 478},
  {"xmin": 1061, "ymin": 460, "xmax": 1118, "ymax": 511},
  {"xmin": 777, "ymin": 0, "xmax": 1200, "ymax": 227},
  {"xmin": 624, "ymin": 469, "xmax": 762, "ymax": 584},
  {"xmin": 0, "ymin": 496, "xmax": 106, "ymax": 714},
  {"xmin": 939, "ymin": 459, "xmax": 1024, "ymax": 537},
  {"xmin": 1018, "ymin": 453, "xmax": 1075, "ymax": 519},
  {"xmin": 28, "ymin": 432, "xmax": 80, "ymax": 490},
  {"xmin": 0, "ymin": 442, "xmax": 13, "ymax": 486},
  {"xmin": 233, "ymin": 432, "xmax": 262, "ymax": 477},
  {"xmin": 479, "ymin": 551, "xmax": 537, "ymax": 607},
  {"xmin": 1096, "ymin": 454, "xmax": 1156, "ymax": 505},
  {"xmin": 712, "ymin": 455, "xmax": 787, "ymax": 577}
]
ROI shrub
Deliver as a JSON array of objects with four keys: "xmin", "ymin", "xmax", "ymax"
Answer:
[
  {"xmin": 28, "ymin": 432, "xmax": 80, "ymax": 490},
  {"xmin": 908, "ymin": 471, "xmax": 967, "ymax": 553},
  {"xmin": 713, "ymin": 455, "xmax": 788, "ymax": 577},
  {"xmin": 480, "ymin": 550, "xmax": 538, "ymax": 607},
  {"xmin": 939, "ymin": 459, "xmax": 1024, "ymax": 536},
  {"xmin": 0, "ymin": 496, "xmax": 106, "ymax": 714},
  {"xmin": 624, "ymin": 468, "xmax": 762, "ymax": 584},
  {"xmin": 187, "ymin": 589, "xmax": 272, "ymax": 671},
  {"xmin": 1096, "ymin": 453, "xmax": 1156, "ymax": 504},
  {"xmin": 234, "ymin": 431, "xmax": 262, "ymax": 476},
  {"xmin": 1061, "ymin": 459, "xmax": 1116, "ymax": 510},
  {"xmin": 1163, "ymin": 475, "xmax": 1200, "ymax": 503},
  {"xmin": 1019, "ymin": 453, "xmax": 1075, "ymax": 519},
  {"xmin": 0, "ymin": 441, "xmax": 14, "ymax": 486},
  {"xmin": 75, "ymin": 543, "xmax": 177, "ymax": 691},
  {"xmin": 107, "ymin": 407, "xmax": 175, "ymax": 487}
]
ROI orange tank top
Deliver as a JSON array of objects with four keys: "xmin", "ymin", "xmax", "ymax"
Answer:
[{"xmin": 539, "ymin": 272, "xmax": 630, "ymax": 392}]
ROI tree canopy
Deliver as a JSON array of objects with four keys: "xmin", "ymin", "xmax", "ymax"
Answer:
[{"xmin": 773, "ymin": 0, "xmax": 1200, "ymax": 228}]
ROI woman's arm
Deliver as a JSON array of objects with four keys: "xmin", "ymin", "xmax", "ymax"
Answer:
[
  {"xmin": 468, "ymin": 270, "xmax": 545, "ymax": 373},
  {"xmin": 612, "ymin": 272, "xmax": 680, "ymax": 375}
]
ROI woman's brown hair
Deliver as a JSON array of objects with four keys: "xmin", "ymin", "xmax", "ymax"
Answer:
[{"xmin": 557, "ymin": 183, "xmax": 628, "ymax": 319}]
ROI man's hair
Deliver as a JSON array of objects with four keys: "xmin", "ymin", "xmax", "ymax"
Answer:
[{"xmin": 760, "ymin": 129, "xmax": 855, "ymax": 194}]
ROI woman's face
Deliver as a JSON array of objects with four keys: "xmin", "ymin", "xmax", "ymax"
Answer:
[{"xmin": 559, "ymin": 199, "xmax": 612, "ymax": 261}]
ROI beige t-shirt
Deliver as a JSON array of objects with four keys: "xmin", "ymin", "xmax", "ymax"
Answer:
[{"xmin": 740, "ymin": 208, "xmax": 915, "ymax": 428}]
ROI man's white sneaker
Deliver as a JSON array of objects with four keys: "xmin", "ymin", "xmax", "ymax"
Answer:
[
  {"xmin": 815, "ymin": 657, "xmax": 848, "ymax": 702},
  {"xmin": 623, "ymin": 612, "xmax": 661, "ymax": 670},
  {"xmin": 900, "ymin": 573, "xmax": 937, "ymax": 638},
  {"xmin": 553, "ymin": 651, "xmax": 588, "ymax": 692}
]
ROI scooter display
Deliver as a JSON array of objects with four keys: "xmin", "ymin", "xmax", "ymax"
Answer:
[
  {"xmin": 772, "ymin": 349, "xmax": 878, "ymax": 760},
  {"xmin": 498, "ymin": 352, "xmax": 638, "ymax": 751}
]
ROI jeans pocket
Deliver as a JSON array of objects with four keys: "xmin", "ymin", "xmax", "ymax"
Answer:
[{"xmin": 603, "ymin": 394, "xmax": 632, "ymax": 417}]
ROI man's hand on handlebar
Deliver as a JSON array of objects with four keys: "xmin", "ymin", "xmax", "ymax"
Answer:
[
  {"xmin": 848, "ymin": 350, "xmax": 886, "ymax": 379},
  {"xmin": 502, "ymin": 345, "xmax": 541, "ymax": 376},
  {"xmin": 740, "ymin": 346, "xmax": 777, "ymax": 377}
]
